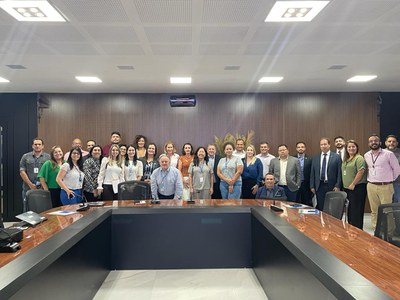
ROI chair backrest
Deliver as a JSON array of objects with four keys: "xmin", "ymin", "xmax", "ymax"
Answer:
[
  {"xmin": 26, "ymin": 190, "xmax": 53, "ymax": 213},
  {"xmin": 0, "ymin": 213, "xmax": 4, "ymax": 228},
  {"xmin": 323, "ymin": 191, "xmax": 347, "ymax": 219},
  {"xmin": 374, "ymin": 203, "xmax": 400, "ymax": 247},
  {"xmin": 117, "ymin": 180, "xmax": 151, "ymax": 200}
]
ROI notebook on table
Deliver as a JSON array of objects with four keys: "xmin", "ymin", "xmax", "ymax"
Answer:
[{"xmin": 15, "ymin": 211, "xmax": 47, "ymax": 226}]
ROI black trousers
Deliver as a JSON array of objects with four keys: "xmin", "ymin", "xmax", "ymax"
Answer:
[
  {"xmin": 49, "ymin": 188, "xmax": 62, "ymax": 208},
  {"xmin": 102, "ymin": 184, "xmax": 118, "ymax": 200},
  {"xmin": 242, "ymin": 178, "xmax": 257, "ymax": 199},
  {"xmin": 344, "ymin": 183, "xmax": 367, "ymax": 229},
  {"xmin": 316, "ymin": 181, "xmax": 330, "ymax": 210},
  {"xmin": 212, "ymin": 181, "xmax": 222, "ymax": 199},
  {"xmin": 296, "ymin": 181, "xmax": 313, "ymax": 205},
  {"xmin": 158, "ymin": 193, "xmax": 174, "ymax": 199}
]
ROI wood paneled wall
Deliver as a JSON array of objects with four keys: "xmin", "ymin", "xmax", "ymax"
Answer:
[{"xmin": 38, "ymin": 92, "xmax": 379, "ymax": 157}]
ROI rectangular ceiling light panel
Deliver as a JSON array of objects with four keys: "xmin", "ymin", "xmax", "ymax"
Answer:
[
  {"xmin": 265, "ymin": 1, "xmax": 330, "ymax": 22},
  {"xmin": 0, "ymin": 1, "xmax": 66, "ymax": 22}
]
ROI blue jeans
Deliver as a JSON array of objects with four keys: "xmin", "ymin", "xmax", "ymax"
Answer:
[
  {"xmin": 220, "ymin": 181, "xmax": 242, "ymax": 199},
  {"xmin": 60, "ymin": 189, "xmax": 83, "ymax": 205}
]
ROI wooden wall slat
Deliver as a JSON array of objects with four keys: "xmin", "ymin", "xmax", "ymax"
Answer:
[{"xmin": 38, "ymin": 92, "xmax": 379, "ymax": 157}]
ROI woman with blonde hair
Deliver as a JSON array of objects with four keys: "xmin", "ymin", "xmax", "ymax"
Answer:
[
  {"xmin": 164, "ymin": 140, "xmax": 180, "ymax": 168},
  {"xmin": 241, "ymin": 144, "xmax": 263, "ymax": 199},
  {"xmin": 97, "ymin": 144, "xmax": 125, "ymax": 200}
]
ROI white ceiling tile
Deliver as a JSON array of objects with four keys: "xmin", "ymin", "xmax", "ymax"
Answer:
[
  {"xmin": 199, "ymin": 44, "xmax": 239, "ymax": 55},
  {"xmin": 144, "ymin": 27, "xmax": 192, "ymax": 43},
  {"xmin": 33, "ymin": 25, "xmax": 87, "ymax": 43},
  {"xmin": 151, "ymin": 44, "xmax": 192, "ymax": 55},
  {"xmin": 134, "ymin": 0, "xmax": 192, "ymax": 23},
  {"xmin": 100, "ymin": 44, "xmax": 145, "ymax": 55},
  {"xmin": 61, "ymin": 0, "xmax": 129, "ymax": 22},
  {"xmin": 200, "ymin": 27, "xmax": 249, "ymax": 43},
  {"xmin": 83, "ymin": 26, "xmax": 139, "ymax": 43},
  {"xmin": 202, "ymin": 0, "xmax": 268, "ymax": 23},
  {"xmin": 47, "ymin": 43, "xmax": 100, "ymax": 55}
]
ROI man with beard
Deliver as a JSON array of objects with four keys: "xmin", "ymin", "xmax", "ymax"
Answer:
[
  {"xmin": 364, "ymin": 134, "xmax": 400, "ymax": 229},
  {"xmin": 334, "ymin": 136, "xmax": 346, "ymax": 161},
  {"xmin": 295, "ymin": 141, "xmax": 312, "ymax": 205},
  {"xmin": 385, "ymin": 135, "xmax": 400, "ymax": 203}
]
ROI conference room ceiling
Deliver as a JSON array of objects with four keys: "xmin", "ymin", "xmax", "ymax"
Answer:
[{"xmin": 0, "ymin": 0, "xmax": 399, "ymax": 93}]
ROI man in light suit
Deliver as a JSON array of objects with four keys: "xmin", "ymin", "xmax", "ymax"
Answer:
[
  {"xmin": 269, "ymin": 144, "xmax": 301, "ymax": 202},
  {"xmin": 310, "ymin": 138, "xmax": 342, "ymax": 210}
]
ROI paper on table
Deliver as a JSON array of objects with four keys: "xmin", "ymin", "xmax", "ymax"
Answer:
[
  {"xmin": 47, "ymin": 210, "xmax": 77, "ymax": 216},
  {"xmin": 298, "ymin": 208, "xmax": 319, "ymax": 215},
  {"xmin": 283, "ymin": 204, "xmax": 307, "ymax": 208}
]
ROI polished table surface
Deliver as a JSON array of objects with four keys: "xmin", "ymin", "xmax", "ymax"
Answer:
[{"xmin": 1, "ymin": 199, "xmax": 399, "ymax": 299}]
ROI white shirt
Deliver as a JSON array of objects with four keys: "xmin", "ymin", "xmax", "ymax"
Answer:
[
  {"xmin": 233, "ymin": 150, "xmax": 245, "ymax": 159},
  {"xmin": 279, "ymin": 158, "xmax": 288, "ymax": 186},
  {"xmin": 320, "ymin": 151, "xmax": 331, "ymax": 181},
  {"xmin": 256, "ymin": 153, "xmax": 275, "ymax": 176}
]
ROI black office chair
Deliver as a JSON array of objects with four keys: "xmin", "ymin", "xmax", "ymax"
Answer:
[
  {"xmin": 26, "ymin": 190, "xmax": 53, "ymax": 213},
  {"xmin": 118, "ymin": 180, "xmax": 151, "ymax": 201},
  {"xmin": 374, "ymin": 203, "xmax": 400, "ymax": 247},
  {"xmin": 323, "ymin": 191, "xmax": 347, "ymax": 220}
]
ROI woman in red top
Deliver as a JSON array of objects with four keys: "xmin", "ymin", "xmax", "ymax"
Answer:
[{"xmin": 178, "ymin": 143, "xmax": 194, "ymax": 200}]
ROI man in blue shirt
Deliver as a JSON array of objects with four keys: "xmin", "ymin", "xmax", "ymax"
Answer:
[
  {"xmin": 256, "ymin": 173, "xmax": 286, "ymax": 200},
  {"xmin": 151, "ymin": 154, "xmax": 183, "ymax": 200}
]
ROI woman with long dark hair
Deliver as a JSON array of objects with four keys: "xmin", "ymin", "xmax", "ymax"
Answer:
[
  {"xmin": 188, "ymin": 147, "xmax": 213, "ymax": 199},
  {"xmin": 217, "ymin": 142, "xmax": 244, "ymax": 199},
  {"xmin": 83, "ymin": 145, "xmax": 103, "ymax": 201},
  {"xmin": 124, "ymin": 145, "xmax": 143, "ymax": 181},
  {"xmin": 56, "ymin": 147, "xmax": 84, "ymax": 204},
  {"xmin": 140, "ymin": 143, "xmax": 159, "ymax": 183},
  {"xmin": 342, "ymin": 140, "xmax": 367, "ymax": 229},
  {"xmin": 135, "ymin": 135, "xmax": 147, "ymax": 159},
  {"xmin": 178, "ymin": 143, "xmax": 194, "ymax": 200},
  {"xmin": 38, "ymin": 145, "xmax": 64, "ymax": 207}
]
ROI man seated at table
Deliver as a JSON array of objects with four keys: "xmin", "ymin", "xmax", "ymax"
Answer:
[
  {"xmin": 256, "ymin": 173, "xmax": 287, "ymax": 200},
  {"xmin": 150, "ymin": 154, "xmax": 183, "ymax": 200}
]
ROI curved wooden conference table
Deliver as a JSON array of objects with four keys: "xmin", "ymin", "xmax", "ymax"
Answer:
[{"xmin": 0, "ymin": 199, "xmax": 398, "ymax": 299}]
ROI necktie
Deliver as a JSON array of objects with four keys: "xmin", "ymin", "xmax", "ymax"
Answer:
[
  {"xmin": 321, "ymin": 154, "xmax": 327, "ymax": 181},
  {"xmin": 338, "ymin": 150, "xmax": 341, "ymax": 157}
]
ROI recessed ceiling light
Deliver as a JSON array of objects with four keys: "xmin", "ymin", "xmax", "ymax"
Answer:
[
  {"xmin": 117, "ymin": 65, "xmax": 135, "ymax": 70},
  {"xmin": 224, "ymin": 65, "xmax": 241, "ymax": 71},
  {"xmin": 0, "ymin": 77, "xmax": 10, "ymax": 83},
  {"xmin": 6, "ymin": 64, "xmax": 26, "ymax": 69},
  {"xmin": 170, "ymin": 77, "xmax": 192, "ymax": 84},
  {"xmin": 347, "ymin": 75, "xmax": 377, "ymax": 82},
  {"xmin": 258, "ymin": 77, "xmax": 284, "ymax": 83},
  {"xmin": 265, "ymin": 1, "xmax": 329, "ymax": 22},
  {"xmin": 0, "ymin": 1, "xmax": 66, "ymax": 22},
  {"xmin": 328, "ymin": 65, "xmax": 347, "ymax": 70},
  {"xmin": 75, "ymin": 76, "xmax": 102, "ymax": 83}
]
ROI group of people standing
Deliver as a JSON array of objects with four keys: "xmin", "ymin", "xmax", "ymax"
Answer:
[{"xmin": 19, "ymin": 132, "xmax": 400, "ymax": 232}]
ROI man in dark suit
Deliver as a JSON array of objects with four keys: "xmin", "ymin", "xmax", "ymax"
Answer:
[
  {"xmin": 256, "ymin": 173, "xmax": 286, "ymax": 200},
  {"xmin": 269, "ymin": 144, "xmax": 301, "ymax": 202},
  {"xmin": 295, "ymin": 141, "xmax": 313, "ymax": 205},
  {"xmin": 310, "ymin": 138, "xmax": 342, "ymax": 210},
  {"xmin": 207, "ymin": 144, "xmax": 221, "ymax": 199}
]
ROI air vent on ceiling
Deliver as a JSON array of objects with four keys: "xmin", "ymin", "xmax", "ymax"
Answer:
[{"xmin": 6, "ymin": 64, "xmax": 26, "ymax": 69}]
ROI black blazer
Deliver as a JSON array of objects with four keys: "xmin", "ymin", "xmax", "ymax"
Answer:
[
  {"xmin": 310, "ymin": 152, "xmax": 342, "ymax": 191},
  {"xmin": 294, "ymin": 155, "xmax": 312, "ymax": 185},
  {"xmin": 211, "ymin": 155, "xmax": 221, "ymax": 184}
]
